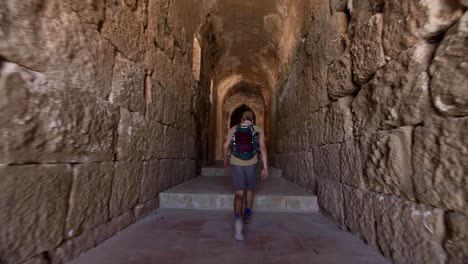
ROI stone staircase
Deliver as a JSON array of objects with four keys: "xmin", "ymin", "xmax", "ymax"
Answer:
[{"xmin": 159, "ymin": 163, "xmax": 318, "ymax": 212}]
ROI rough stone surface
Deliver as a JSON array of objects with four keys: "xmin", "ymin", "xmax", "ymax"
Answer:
[
  {"xmin": 0, "ymin": 63, "xmax": 120, "ymax": 164},
  {"xmin": 109, "ymin": 53, "xmax": 146, "ymax": 113},
  {"xmin": 101, "ymin": 0, "xmax": 147, "ymax": 61},
  {"xmin": 373, "ymin": 194, "xmax": 446, "ymax": 264},
  {"xmin": 109, "ymin": 162, "xmax": 144, "ymax": 218},
  {"xmin": 382, "ymin": 0, "xmax": 463, "ymax": 59},
  {"xmin": 340, "ymin": 140, "xmax": 365, "ymax": 189},
  {"xmin": 116, "ymin": 109, "xmax": 164, "ymax": 161},
  {"xmin": 348, "ymin": 0, "xmax": 386, "ymax": 84},
  {"xmin": 313, "ymin": 144, "xmax": 341, "ymax": 182},
  {"xmin": 51, "ymin": 211, "xmax": 135, "ymax": 264},
  {"xmin": 430, "ymin": 13, "xmax": 468, "ymax": 116},
  {"xmin": 352, "ymin": 42, "xmax": 435, "ymax": 136},
  {"xmin": 413, "ymin": 117, "xmax": 468, "ymax": 214},
  {"xmin": 65, "ymin": 163, "xmax": 114, "ymax": 239},
  {"xmin": 133, "ymin": 198, "xmax": 160, "ymax": 221},
  {"xmin": 0, "ymin": 165, "xmax": 72, "ymax": 263},
  {"xmin": 140, "ymin": 160, "xmax": 160, "ymax": 203},
  {"xmin": 317, "ymin": 177, "xmax": 344, "ymax": 226},
  {"xmin": 342, "ymin": 186, "xmax": 377, "ymax": 248},
  {"xmin": 364, "ymin": 127, "xmax": 414, "ymax": 200},
  {"xmin": 445, "ymin": 212, "xmax": 468, "ymax": 264},
  {"xmin": 326, "ymin": 52, "xmax": 357, "ymax": 100},
  {"xmin": 324, "ymin": 96, "xmax": 354, "ymax": 144}
]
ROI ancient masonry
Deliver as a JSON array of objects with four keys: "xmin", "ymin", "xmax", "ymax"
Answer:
[
  {"xmin": 0, "ymin": 0, "xmax": 467, "ymax": 264},
  {"xmin": 275, "ymin": 1, "xmax": 468, "ymax": 264}
]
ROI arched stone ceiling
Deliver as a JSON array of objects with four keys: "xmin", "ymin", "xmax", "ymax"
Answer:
[{"xmin": 171, "ymin": 0, "xmax": 305, "ymax": 97}]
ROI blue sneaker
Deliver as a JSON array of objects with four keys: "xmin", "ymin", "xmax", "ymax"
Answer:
[{"xmin": 243, "ymin": 210, "xmax": 252, "ymax": 224}]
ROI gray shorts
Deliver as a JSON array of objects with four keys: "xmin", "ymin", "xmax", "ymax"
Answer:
[{"xmin": 231, "ymin": 164, "xmax": 257, "ymax": 191}]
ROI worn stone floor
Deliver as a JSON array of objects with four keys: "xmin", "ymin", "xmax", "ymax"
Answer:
[{"xmin": 69, "ymin": 209, "xmax": 391, "ymax": 264}]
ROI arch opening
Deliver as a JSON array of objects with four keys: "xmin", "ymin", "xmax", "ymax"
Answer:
[{"xmin": 229, "ymin": 104, "xmax": 256, "ymax": 128}]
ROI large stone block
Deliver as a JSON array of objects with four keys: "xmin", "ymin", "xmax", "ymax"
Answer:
[
  {"xmin": 109, "ymin": 162, "xmax": 144, "ymax": 218},
  {"xmin": 340, "ymin": 140, "xmax": 366, "ymax": 189},
  {"xmin": 413, "ymin": 117, "xmax": 468, "ymax": 214},
  {"xmin": 324, "ymin": 96, "xmax": 353, "ymax": 144},
  {"xmin": 51, "ymin": 211, "xmax": 135, "ymax": 264},
  {"xmin": 140, "ymin": 160, "xmax": 160, "ymax": 203},
  {"xmin": 348, "ymin": 0, "xmax": 386, "ymax": 84},
  {"xmin": 307, "ymin": 108, "xmax": 327, "ymax": 147},
  {"xmin": 342, "ymin": 186, "xmax": 377, "ymax": 248},
  {"xmin": 162, "ymin": 126, "xmax": 183, "ymax": 159},
  {"xmin": 313, "ymin": 144, "xmax": 341, "ymax": 182},
  {"xmin": 63, "ymin": 0, "xmax": 105, "ymax": 25},
  {"xmin": 109, "ymin": 53, "xmax": 146, "ymax": 113},
  {"xmin": 317, "ymin": 177, "xmax": 344, "ymax": 226},
  {"xmin": 0, "ymin": 165, "xmax": 72, "ymax": 263},
  {"xmin": 65, "ymin": 163, "xmax": 114, "ymax": 239},
  {"xmin": 159, "ymin": 159, "xmax": 177, "ymax": 192},
  {"xmin": 373, "ymin": 194, "xmax": 446, "ymax": 264},
  {"xmin": 352, "ymin": 42, "xmax": 435, "ymax": 136},
  {"xmin": 101, "ymin": 0, "xmax": 147, "ymax": 62},
  {"xmin": 364, "ymin": 127, "xmax": 414, "ymax": 200},
  {"xmin": 430, "ymin": 13, "xmax": 468, "ymax": 116},
  {"xmin": 326, "ymin": 51, "xmax": 358, "ymax": 100},
  {"xmin": 0, "ymin": 63, "xmax": 120, "ymax": 164},
  {"xmin": 133, "ymin": 197, "xmax": 160, "ymax": 221},
  {"xmin": 20, "ymin": 254, "xmax": 49, "ymax": 264},
  {"xmin": 382, "ymin": 0, "xmax": 463, "ymax": 59},
  {"xmin": 445, "ymin": 212, "xmax": 468, "ymax": 264},
  {"xmin": 117, "ymin": 109, "xmax": 163, "ymax": 161},
  {"xmin": 43, "ymin": 11, "xmax": 115, "ymax": 99},
  {"xmin": 116, "ymin": 109, "xmax": 148, "ymax": 161}
]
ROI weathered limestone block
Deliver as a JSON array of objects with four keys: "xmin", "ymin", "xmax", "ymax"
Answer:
[
  {"xmin": 134, "ymin": 197, "xmax": 160, "ymax": 221},
  {"xmin": 296, "ymin": 152, "xmax": 315, "ymax": 191},
  {"xmin": 159, "ymin": 159, "xmax": 177, "ymax": 192},
  {"xmin": 365, "ymin": 127, "xmax": 415, "ymax": 200},
  {"xmin": 317, "ymin": 177, "xmax": 344, "ymax": 226},
  {"xmin": 326, "ymin": 51, "xmax": 358, "ymax": 100},
  {"xmin": 162, "ymin": 126, "xmax": 183, "ymax": 159},
  {"xmin": 383, "ymin": 0, "xmax": 463, "ymax": 59},
  {"xmin": 348, "ymin": 0, "xmax": 386, "ymax": 84},
  {"xmin": 43, "ymin": 12, "xmax": 115, "ymax": 99},
  {"xmin": 0, "ymin": 63, "xmax": 120, "ymax": 164},
  {"xmin": 331, "ymin": 0, "xmax": 347, "ymax": 12},
  {"xmin": 313, "ymin": 144, "xmax": 341, "ymax": 182},
  {"xmin": 307, "ymin": 108, "xmax": 327, "ymax": 147},
  {"xmin": 146, "ymin": 81, "xmax": 165, "ymax": 123},
  {"xmin": 352, "ymin": 42, "xmax": 435, "ymax": 136},
  {"xmin": 20, "ymin": 254, "xmax": 49, "ymax": 264},
  {"xmin": 324, "ymin": 96, "xmax": 353, "ymax": 144},
  {"xmin": 102, "ymin": 0, "xmax": 147, "ymax": 62},
  {"xmin": 445, "ymin": 212, "xmax": 468, "ymax": 264},
  {"xmin": 65, "ymin": 163, "xmax": 114, "ymax": 239},
  {"xmin": 63, "ymin": 0, "xmax": 105, "ymax": 25},
  {"xmin": 109, "ymin": 53, "xmax": 146, "ymax": 113},
  {"xmin": 117, "ymin": 109, "xmax": 148, "ymax": 160},
  {"xmin": 109, "ymin": 162, "xmax": 144, "ymax": 218},
  {"xmin": 430, "ymin": 13, "xmax": 468, "ymax": 116},
  {"xmin": 340, "ymin": 140, "xmax": 366, "ymax": 189},
  {"xmin": 140, "ymin": 160, "xmax": 160, "ymax": 203},
  {"xmin": 413, "ymin": 117, "xmax": 468, "ymax": 214},
  {"xmin": 162, "ymin": 90, "xmax": 177, "ymax": 125},
  {"xmin": 373, "ymin": 194, "xmax": 446, "ymax": 264},
  {"xmin": 0, "ymin": 165, "xmax": 72, "ymax": 263},
  {"xmin": 51, "ymin": 211, "xmax": 135, "ymax": 264},
  {"xmin": 144, "ymin": 120, "xmax": 164, "ymax": 160},
  {"xmin": 342, "ymin": 186, "xmax": 377, "ymax": 248}
]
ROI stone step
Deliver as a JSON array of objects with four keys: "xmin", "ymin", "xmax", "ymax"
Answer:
[
  {"xmin": 201, "ymin": 165, "xmax": 282, "ymax": 178},
  {"xmin": 159, "ymin": 176, "xmax": 318, "ymax": 213}
]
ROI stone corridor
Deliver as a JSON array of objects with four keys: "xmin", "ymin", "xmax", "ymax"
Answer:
[{"xmin": 1, "ymin": 0, "xmax": 467, "ymax": 264}]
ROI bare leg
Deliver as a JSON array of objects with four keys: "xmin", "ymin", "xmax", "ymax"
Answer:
[
  {"xmin": 245, "ymin": 189, "xmax": 254, "ymax": 210},
  {"xmin": 234, "ymin": 190, "xmax": 244, "ymax": 217}
]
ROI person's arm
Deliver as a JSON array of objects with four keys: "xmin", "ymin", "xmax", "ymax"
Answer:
[
  {"xmin": 260, "ymin": 138, "xmax": 268, "ymax": 180},
  {"xmin": 222, "ymin": 138, "xmax": 231, "ymax": 168}
]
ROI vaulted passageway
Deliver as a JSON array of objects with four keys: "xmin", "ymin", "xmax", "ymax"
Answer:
[{"xmin": 1, "ymin": 0, "xmax": 467, "ymax": 264}]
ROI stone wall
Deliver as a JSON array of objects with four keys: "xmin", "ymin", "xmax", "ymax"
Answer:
[
  {"xmin": 275, "ymin": 0, "xmax": 468, "ymax": 263},
  {"xmin": 0, "ymin": 1, "xmax": 203, "ymax": 263}
]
